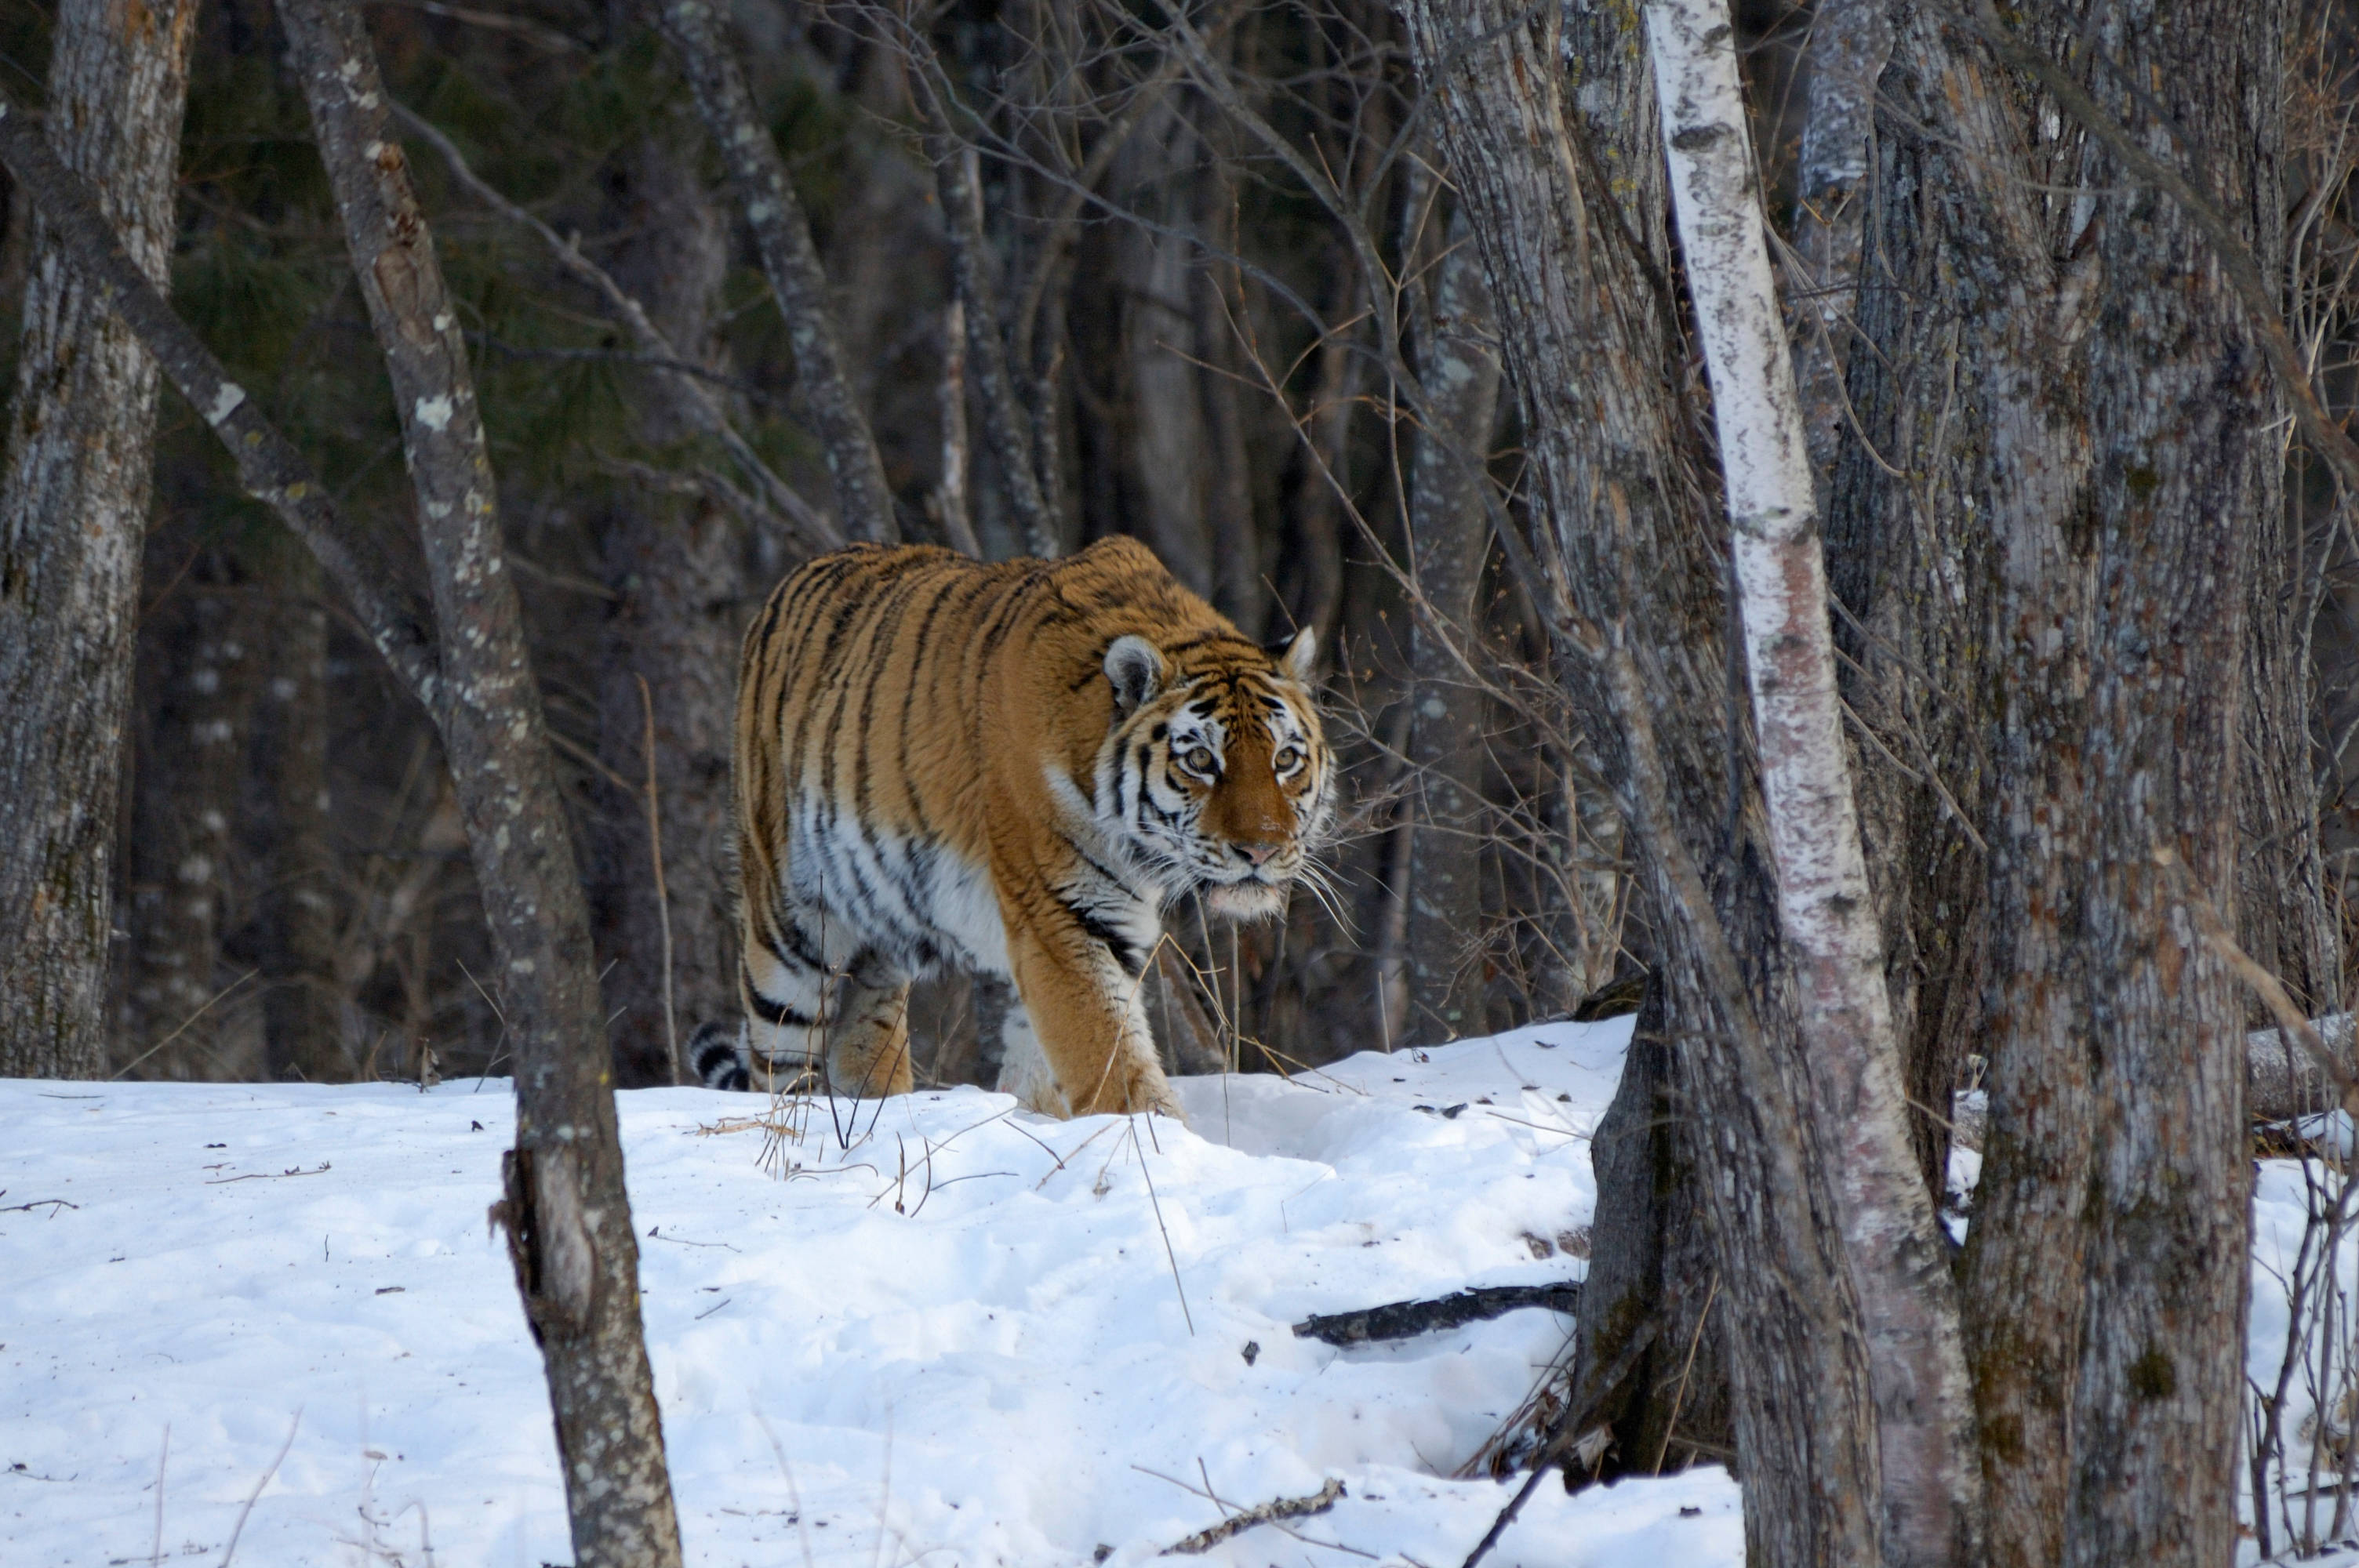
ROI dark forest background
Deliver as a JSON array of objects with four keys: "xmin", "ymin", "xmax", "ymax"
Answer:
[{"xmin": 16, "ymin": 0, "xmax": 1699, "ymax": 1087}]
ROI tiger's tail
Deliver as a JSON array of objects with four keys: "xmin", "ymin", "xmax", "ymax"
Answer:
[{"xmin": 689, "ymin": 1020, "xmax": 751, "ymax": 1091}]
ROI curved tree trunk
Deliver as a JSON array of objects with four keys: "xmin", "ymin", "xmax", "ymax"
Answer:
[
  {"xmin": 278, "ymin": 2, "xmax": 685, "ymax": 1559},
  {"xmin": 655, "ymin": 0, "xmax": 898, "ymax": 547},
  {"xmin": 0, "ymin": 0, "xmax": 196, "ymax": 1079}
]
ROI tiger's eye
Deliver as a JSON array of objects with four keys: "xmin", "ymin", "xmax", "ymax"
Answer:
[
  {"xmin": 1274, "ymin": 746, "xmax": 1303, "ymax": 771},
  {"xmin": 1183, "ymin": 746, "xmax": 1216, "ymax": 775}
]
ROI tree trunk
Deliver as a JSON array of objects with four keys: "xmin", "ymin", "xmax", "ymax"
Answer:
[
  {"xmin": 2043, "ymin": 3, "xmax": 2267, "ymax": 1553},
  {"xmin": 1403, "ymin": 204, "xmax": 1502, "ymax": 1044},
  {"xmin": 1569, "ymin": 982, "xmax": 1732, "ymax": 1478},
  {"xmin": 256, "ymin": 554, "xmax": 350, "ymax": 1082},
  {"xmin": 1645, "ymin": 2, "xmax": 1977, "ymax": 1557},
  {"xmin": 1834, "ymin": 3, "xmax": 2274, "ymax": 1562},
  {"xmin": 0, "ymin": 0, "xmax": 196, "ymax": 1079},
  {"xmin": 1111, "ymin": 94, "xmax": 1219, "ymax": 596},
  {"xmin": 1787, "ymin": 0, "xmax": 1891, "ymax": 488},
  {"xmin": 1401, "ymin": 5, "xmax": 1886, "ymax": 1563},
  {"xmin": 122, "ymin": 575, "xmax": 258, "ymax": 1076},
  {"xmin": 278, "ymin": 2, "xmax": 685, "ymax": 1560},
  {"xmin": 589, "ymin": 132, "xmax": 744, "ymax": 1089}
]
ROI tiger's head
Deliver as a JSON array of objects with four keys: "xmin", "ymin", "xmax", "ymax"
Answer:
[{"xmin": 1095, "ymin": 628, "xmax": 1332, "ymax": 920}]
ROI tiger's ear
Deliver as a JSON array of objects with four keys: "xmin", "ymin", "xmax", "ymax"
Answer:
[
  {"xmin": 1280, "ymin": 626, "xmax": 1318, "ymax": 684},
  {"xmin": 1104, "ymin": 635, "xmax": 1165, "ymax": 715}
]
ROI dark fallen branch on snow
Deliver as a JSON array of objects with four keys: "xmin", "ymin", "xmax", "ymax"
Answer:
[
  {"xmin": 1291, "ymin": 1281, "xmax": 1583, "ymax": 1347},
  {"xmin": 1161, "ymin": 1476, "xmax": 1347, "ymax": 1555}
]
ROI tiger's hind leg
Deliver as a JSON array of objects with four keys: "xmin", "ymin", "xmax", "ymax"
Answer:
[
  {"xmin": 733, "ymin": 897, "xmax": 841, "ymax": 1094},
  {"xmin": 823, "ymin": 964, "xmax": 913, "ymax": 1103}
]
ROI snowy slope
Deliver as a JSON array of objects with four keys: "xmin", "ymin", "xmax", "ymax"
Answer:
[{"xmin": 0, "ymin": 1017, "xmax": 1743, "ymax": 1567}]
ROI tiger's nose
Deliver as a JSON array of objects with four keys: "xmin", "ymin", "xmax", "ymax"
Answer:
[{"xmin": 1236, "ymin": 840, "xmax": 1281, "ymax": 868}]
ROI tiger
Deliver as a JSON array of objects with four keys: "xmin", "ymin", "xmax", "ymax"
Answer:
[{"xmin": 688, "ymin": 535, "xmax": 1332, "ymax": 1121}]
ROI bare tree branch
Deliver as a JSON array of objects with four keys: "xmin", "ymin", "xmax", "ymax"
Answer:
[
  {"xmin": 394, "ymin": 101, "xmax": 841, "ymax": 553},
  {"xmin": 652, "ymin": 0, "xmax": 900, "ymax": 543},
  {"xmin": 0, "ymin": 92, "xmax": 443, "ymax": 715}
]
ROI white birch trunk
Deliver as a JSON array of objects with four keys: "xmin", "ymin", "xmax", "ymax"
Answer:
[{"xmin": 1642, "ymin": 2, "xmax": 1976, "ymax": 1563}]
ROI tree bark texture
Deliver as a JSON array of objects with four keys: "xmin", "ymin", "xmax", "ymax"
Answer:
[
  {"xmin": 1787, "ymin": 0, "xmax": 1892, "ymax": 485},
  {"xmin": 2039, "ymin": 3, "xmax": 2265, "ymax": 1555},
  {"xmin": 653, "ymin": 0, "xmax": 898, "ymax": 547},
  {"xmin": 925, "ymin": 128, "xmax": 1056, "ymax": 559},
  {"xmin": 1404, "ymin": 204, "xmax": 1502, "ymax": 1043},
  {"xmin": 122, "ymin": 579, "xmax": 257, "ymax": 1076},
  {"xmin": 279, "ymin": 3, "xmax": 684, "ymax": 1561},
  {"xmin": 588, "ymin": 133, "xmax": 744, "ymax": 1091},
  {"xmin": 1104, "ymin": 94, "xmax": 1231, "ymax": 599},
  {"xmin": 256, "ymin": 555, "xmax": 351, "ymax": 1082},
  {"xmin": 1645, "ymin": 2, "xmax": 1977, "ymax": 1558},
  {"xmin": 1832, "ymin": 3, "xmax": 2273, "ymax": 1563},
  {"xmin": 0, "ymin": 0, "xmax": 196, "ymax": 1079},
  {"xmin": 1569, "ymin": 982, "xmax": 1732, "ymax": 1477},
  {"xmin": 1401, "ymin": 5, "xmax": 1885, "ymax": 1564}
]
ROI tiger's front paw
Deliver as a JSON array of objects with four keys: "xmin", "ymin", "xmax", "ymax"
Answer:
[{"xmin": 1072, "ymin": 1062, "xmax": 1186, "ymax": 1123}]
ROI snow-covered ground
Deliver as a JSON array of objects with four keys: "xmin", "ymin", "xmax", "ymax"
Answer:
[{"xmin": 0, "ymin": 1017, "xmax": 1748, "ymax": 1566}]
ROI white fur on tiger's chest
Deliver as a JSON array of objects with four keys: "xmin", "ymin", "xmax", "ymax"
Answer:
[{"xmin": 783, "ymin": 789, "xmax": 1010, "ymax": 977}]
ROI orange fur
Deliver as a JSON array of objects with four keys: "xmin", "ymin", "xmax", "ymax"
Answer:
[{"xmin": 700, "ymin": 537, "xmax": 1330, "ymax": 1120}]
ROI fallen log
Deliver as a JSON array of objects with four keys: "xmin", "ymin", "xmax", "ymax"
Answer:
[{"xmin": 1290, "ymin": 1282, "xmax": 1583, "ymax": 1347}]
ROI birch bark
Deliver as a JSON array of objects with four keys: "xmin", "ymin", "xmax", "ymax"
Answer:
[
  {"xmin": 1643, "ymin": 3, "xmax": 1976, "ymax": 1562},
  {"xmin": 1401, "ymin": 3, "xmax": 1884, "ymax": 1561},
  {"xmin": 0, "ymin": 0, "xmax": 196, "ymax": 1078}
]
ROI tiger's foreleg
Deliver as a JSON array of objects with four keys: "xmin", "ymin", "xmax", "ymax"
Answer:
[
  {"xmin": 823, "ymin": 974, "xmax": 913, "ymax": 1102},
  {"xmin": 1005, "ymin": 921, "xmax": 1182, "ymax": 1121}
]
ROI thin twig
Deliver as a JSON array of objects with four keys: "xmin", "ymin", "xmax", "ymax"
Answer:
[
  {"xmin": 1161, "ymin": 1477, "xmax": 1347, "ymax": 1555},
  {"xmin": 111, "ymin": 970, "xmax": 259, "ymax": 1080},
  {"xmin": 1460, "ymin": 1321, "xmax": 1659, "ymax": 1568},
  {"xmin": 149, "ymin": 1425, "xmax": 169, "ymax": 1568},
  {"xmin": 1652, "ymin": 1271, "xmax": 1721, "ymax": 1475},
  {"xmin": 391, "ymin": 100, "xmax": 836, "ymax": 551},
  {"xmin": 1131, "ymin": 1118, "xmax": 1194, "ymax": 1334},
  {"xmin": 216, "ymin": 1409, "xmax": 301, "ymax": 1568},
  {"xmin": 204, "ymin": 1163, "xmax": 333, "ymax": 1185},
  {"xmin": 639, "ymin": 675, "xmax": 682, "ymax": 1086},
  {"xmin": 2161, "ymin": 847, "xmax": 2359, "ymax": 1113}
]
